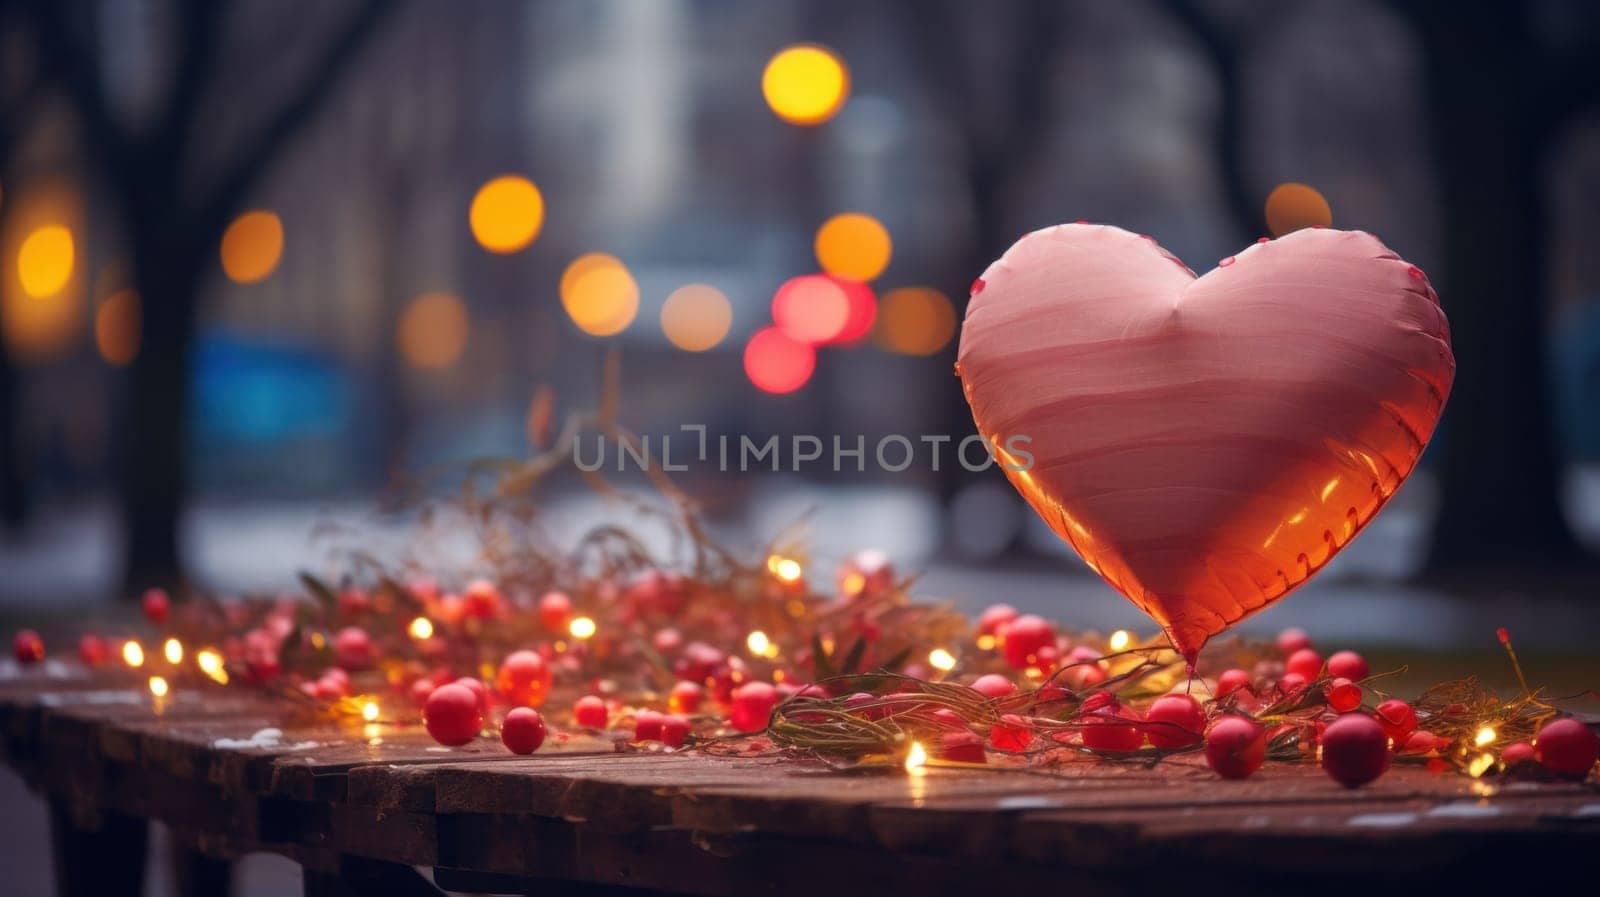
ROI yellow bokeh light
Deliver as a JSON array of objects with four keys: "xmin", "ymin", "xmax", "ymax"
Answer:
[
  {"xmin": 1468, "ymin": 752, "xmax": 1495, "ymax": 778},
  {"xmin": 397, "ymin": 292, "xmax": 469, "ymax": 369},
  {"xmin": 197, "ymin": 649, "xmax": 228, "ymax": 684},
  {"xmin": 1475, "ymin": 726, "xmax": 1497, "ymax": 747},
  {"xmin": 1108, "ymin": 630, "xmax": 1131, "ymax": 652},
  {"xmin": 164, "ymin": 638, "xmax": 183, "ymax": 665},
  {"xmin": 746, "ymin": 630, "xmax": 771, "ymax": 657},
  {"xmin": 95, "ymin": 290, "xmax": 141, "ymax": 366},
  {"xmin": 815, "ymin": 213, "xmax": 891, "ymax": 282},
  {"xmin": 123, "ymin": 640, "xmax": 145, "ymax": 667},
  {"xmin": 874, "ymin": 287, "xmax": 956, "ymax": 356},
  {"xmin": 763, "ymin": 44, "xmax": 849, "ymax": 126},
  {"xmin": 1264, "ymin": 183, "xmax": 1332, "ymax": 237},
  {"xmin": 905, "ymin": 740, "xmax": 928, "ymax": 774},
  {"xmin": 469, "ymin": 175, "xmax": 544, "ymax": 254},
  {"xmin": 569, "ymin": 616, "xmax": 597, "ymax": 640},
  {"xmin": 767, "ymin": 555, "xmax": 803, "ymax": 582},
  {"xmin": 928, "ymin": 648, "xmax": 956, "ymax": 672},
  {"xmin": 408, "ymin": 617, "xmax": 434, "ymax": 640},
  {"xmin": 362, "ymin": 701, "xmax": 380, "ymax": 722},
  {"xmin": 148, "ymin": 676, "xmax": 169, "ymax": 698},
  {"xmin": 17, "ymin": 225, "xmax": 74, "ymax": 297},
  {"xmin": 560, "ymin": 255, "xmax": 638, "ymax": 337},
  {"xmin": 219, "ymin": 210, "xmax": 284, "ymax": 284},
  {"xmin": 661, "ymin": 283, "xmax": 732, "ymax": 351}
]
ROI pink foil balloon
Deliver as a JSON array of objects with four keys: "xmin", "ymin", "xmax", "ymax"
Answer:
[{"xmin": 958, "ymin": 224, "xmax": 1453, "ymax": 662}]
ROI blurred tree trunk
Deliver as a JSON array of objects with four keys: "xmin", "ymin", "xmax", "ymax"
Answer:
[{"xmin": 23, "ymin": 0, "xmax": 399, "ymax": 592}]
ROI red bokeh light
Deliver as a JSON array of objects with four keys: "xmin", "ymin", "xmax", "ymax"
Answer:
[
  {"xmin": 772, "ymin": 274, "xmax": 849, "ymax": 344},
  {"xmin": 825, "ymin": 275, "xmax": 876, "ymax": 344},
  {"xmin": 744, "ymin": 326, "xmax": 816, "ymax": 394}
]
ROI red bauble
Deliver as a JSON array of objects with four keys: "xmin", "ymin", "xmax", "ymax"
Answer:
[
  {"xmin": 990, "ymin": 714, "xmax": 1032, "ymax": 751},
  {"xmin": 495, "ymin": 650, "xmax": 551, "ymax": 708},
  {"xmin": 969, "ymin": 674, "xmax": 1017, "ymax": 699},
  {"xmin": 976, "ymin": 603, "xmax": 1018, "ymax": 637},
  {"xmin": 634, "ymin": 710, "xmax": 665, "ymax": 742},
  {"xmin": 1326, "ymin": 650, "xmax": 1369, "ymax": 681},
  {"xmin": 625, "ymin": 570, "xmax": 687, "ymax": 617},
  {"xmin": 1533, "ymin": 718, "xmax": 1599, "ymax": 776},
  {"xmin": 1146, "ymin": 694, "xmax": 1206, "ymax": 749},
  {"xmin": 1276, "ymin": 627, "xmax": 1311, "ymax": 656},
  {"xmin": 938, "ymin": 729, "xmax": 987, "ymax": 763},
  {"xmin": 461, "ymin": 579, "xmax": 502, "ymax": 620},
  {"xmin": 669, "ymin": 680, "xmax": 704, "ymax": 714},
  {"xmin": 1285, "ymin": 648, "xmax": 1323, "ymax": 681},
  {"xmin": 142, "ymin": 588, "xmax": 171, "ymax": 625},
  {"xmin": 1374, "ymin": 699, "xmax": 1417, "ymax": 740},
  {"xmin": 1000, "ymin": 615, "xmax": 1055, "ymax": 670},
  {"xmin": 1324, "ymin": 678, "xmax": 1362, "ymax": 713},
  {"xmin": 424, "ymin": 684, "xmax": 484, "ymax": 746},
  {"xmin": 573, "ymin": 695, "xmax": 608, "ymax": 728},
  {"xmin": 1400, "ymin": 729, "xmax": 1447, "ymax": 756},
  {"xmin": 1501, "ymin": 741, "xmax": 1535, "ymax": 767},
  {"xmin": 659, "ymin": 714, "xmax": 691, "ymax": 747},
  {"xmin": 12, "ymin": 629, "xmax": 44, "ymax": 664},
  {"xmin": 538, "ymin": 591, "xmax": 572, "ymax": 631},
  {"xmin": 331, "ymin": 627, "xmax": 375, "ymax": 671},
  {"xmin": 674, "ymin": 642, "xmax": 726, "ymax": 683},
  {"xmin": 1205, "ymin": 716, "xmax": 1266, "ymax": 779},
  {"xmin": 501, "ymin": 707, "xmax": 547, "ymax": 754},
  {"xmin": 1320, "ymin": 714, "xmax": 1390, "ymax": 787},
  {"xmin": 1081, "ymin": 705, "xmax": 1144, "ymax": 752},
  {"xmin": 453, "ymin": 677, "xmax": 492, "ymax": 716},
  {"xmin": 409, "ymin": 677, "xmax": 436, "ymax": 708},
  {"xmin": 78, "ymin": 634, "xmax": 108, "ymax": 666},
  {"xmin": 730, "ymin": 682, "xmax": 779, "ymax": 732}
]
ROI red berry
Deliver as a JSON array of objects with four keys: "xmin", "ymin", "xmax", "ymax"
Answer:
[
  {"xmin": 1285, "ymin": 648, "xmax": 1323, "ymax": 681},
  {"xmin": 976, "ymin": 603, "xmax": 1018, "ymax": 637},
  {"xmin": 1320, "ymin": 714, "xmax": 1390, "ymax": 787},
  {"xmin": 1146, "ymin": 694, "xmax": 1206, "ymax": 749},
  {"xmin": 537, "ymin": 591, "xmax": 572, "ymax": 630},
  {"xmin": 78, "ymin": 634, "xmax": 108, "ymax": 666},
  {"xmin": 1326, "ymin": 650, "xmax": 1368, "ymax": 680},
  {"xmin": 1374, "ymin": 699, "xmax": 1417, "ymax": 740},
  {"xmin": 836, "ymin": 549, "xmax": 895, "ymax": 600},
  {"xmin": 730, "ymin": 681, "xmax": 778, "ymax": 732},
  {"xmin": 990, "ymin": 714, "xmax": 1032, "ymax": 751},
  {"xmin": 1277, "ymin": 672, "xmax": 1308, "ymax": 698},
  {"xmin": 634, "ymin": 710, "xmax": 664, "ymax": 742},
  {"xmin": 1400, "ymin": 729, "xmax": 1446, "ymax": 756},
  {"xmin": 501, "ymin": 707, "xmax": 546, "ymax": 754},
  {"xmin": 453, "ymin": 677, "xmax": 492, "ymax": 716},
  {"xmin": 332, "ymin": 627, "xmax": 375, "ymax": 671},
  {"xmin": 424, "ymin": 684, "xmax": 483, "ymax": 746},
  {"xmin": 668, "ymin": 680, "xmax": 704, "ymax": 714},
  {"xmin": 12, "ymin": 630, "xmax": 44, "ymax": 664},
  {"xmin": 338, "ymin": 587, "xmax": 370, "ymax": 617},
  {"xmin": 1324, "ymin": 678, "xmax": 1362, "ymax": 713},
  {"xmin": 1081, "ymin": 705, "xmax": 1144, "ymax": 752},
  {"xmin": 659, "ymin": 714, "xmax": 691, "ymax": 748},
  {"xmin": 495, "ymin": 650, "xmax": 551, "ymax": 708},
  {"xmin": 142, "ymin": 588, "xmax": 171, "ymax": 624},
  {"xmin": 929, "ymin": 708, "xmax": 966, "ymax": 730},
  {"xmin": 409, "ymin": 677, "xmax": 436, "ymax": 708},
  {"xmin": 1501, "ymin": 741, "xmax": 1535, "ymax": 766},
  {"xmin": 937, "ymin": 729, "xmax": 987, "ymax": 763},
  {"xmin": 461, "ymin": 579, "xmax": 502, "ymax": 620},
  {"xmin": 1534, "ymin": 718, "xmax": 1599, "ymax": 776},
  {"xmin": 573, "ymin": 695, "xmax": 608, "ymax": 728},
  {"xmin": 1205, "ymin": 716, "xmax": 1266, "ymax": 779},
  {"xmin": 1000, "ymin": 615, "xmax": 1055, "ymax": 670},
  {"xmin": 969, "ymin": 674, "xmax": 1017, "ymax": 699},
  {"xmin": 1215, "ymin": 668, "xmax": 1252, "ymax": 698},
  {"xmin": 1276, "ymin": 627, "xmax": 1311, "ymax": 655}
]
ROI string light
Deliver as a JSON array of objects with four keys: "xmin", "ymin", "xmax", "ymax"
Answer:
[
  {"xmin": 196, "ymin": 650, "xmax": 228, "ymax": 685},
  {"xmin": 904, "ymin": 740, "xmax": 928, "ymax": 775},
  {"xmin": 1468, "ymin": 752, "xmax": 1495, "ymax": 778},
  {"xmin": 927, "ymin": 648, "xmax": 956, "ymax": 672},
  {"xmin": 1108, "ymin": 630, "xmax": 1132, "ymax": 652},
  {"xmin": 569, "ymin": 617, "xmax": 597, "ymax": 640},
  {"xmin": 975, "ymin": 634, "xmax": 997, "ymax": 651},
  {"xmin": 362, "ymin": 702, "xmax": 380, "ymax": 722},
  {"xmin": 408, "ymin": 617, "xmax": 434, "ymax": 640},
  {"xmin": 746, "ymin": 631, "xmax": 771, "ymax": 657},
  {"xmin": 767, "ymin": 556, "xmax": 803, "ymax": 583},
  {"xmin": 1475, "ymin": 726, "xmax": 1497, "ymax": 747},
  {"xmin": 164, "ymin": 638, "xmax": 183, "ymax": 664},
  {"xmin": 123, "ymin": 640, "xmax": 144, "ymax": 667},
  {"xmin": 148, "ymin": 676, "xmax": 169, "ymax": 698}
]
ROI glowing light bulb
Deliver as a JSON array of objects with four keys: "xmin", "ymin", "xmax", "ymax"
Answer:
[
  {"xmin": 196, "ymin": 650, "xmax": 227, "ymax": 684},
  {"xmin": 123, "ymin": 640, "xmax": 145, "ymax": 667},
  {"xmin": 928, "ymin": 648, "xmax": 956, "ymax": 672},
  {"xmin": 408, "ymin": 617, "xmax": 434, "ymax": 640},
  {"xmin": 164, "ymin": 638, "xmax": 183, "ymax": 664},
  {"xmin": 905, "ymin": 740, "xmax": 928, "ymax": 775},
  {"xmin": 1468, "ymin": 752, "xmax": 1495, "ymax": 778},
  {"xmin": 767, "ymin": 556, "xmax": 803, "ymax": 583},
  {"xmin": 148, "ymin": 676, "xmax": 169, "ymax": 697},
  {"xmin": 746, "ymin": 631, "xmax": 771, "ymax": 657},
  {"xmin": 362, "ymin": 702, "xmax": 379, "ymax": 722},
  {"xmin": 1108, "ymin": 630, "xmax": 1131, "ymax": 652},
  {"xmin": 569, "ymin": 617, "xmax": 597, "ymax": 640},
  {"xmin": 1475, "ymin": 726, "xmax": 1497, "ymax": 747},
  {"xmin": 975, "ymin": 634, "xmax": 997, "ymax": 651}
]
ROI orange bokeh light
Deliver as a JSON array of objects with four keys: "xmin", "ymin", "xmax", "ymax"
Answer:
[
  {"xmin": 661, "ymin": 283, "xmax": 733, "ymax": 351},
  {"xmin": 815, "ymin": 213, "xmax": 891, "ymax": 282},
  {"xmin": 1264, "ymin": 183, "xmax": 1332, "ymax": 236},
  {"xmin": 470, "ymin": 175, "xmax": 544, "ymax": 253},
  {"xmin": 744, "ymin": 326, "xmax": 816, "ymax": 394},
  {"xmin": 875, "ymin": 287, "xmax": 956, "ymax": 356},
  {"xmin": 220, "ymin": 211, "xmax": 284, "ymax": 284},
  {"xmin": 17, "ymin": 225, "xmax": 74, "ymax": 298},
  {"xmin": 762, "ymin": 44, "xmax": 849, "ymax": 126},
  {"xmin": 95, "ymin": 290, "xmax": 141, "ymax": 366},
  {"xmin": 772, "ymin": 274, "xmax": 849, "ymax": 344},
  {"xmin": 397, "ymin": 292, "xmax": 469, "ymax": 369},
  {"xmin": 561, "ymin": 254, "xmax": 638, "ymax": 337}
]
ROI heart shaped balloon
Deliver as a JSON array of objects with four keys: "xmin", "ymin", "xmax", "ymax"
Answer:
[{"xmin": 957, "ymin": 224, "xmax": 1454, "ymax": 662}]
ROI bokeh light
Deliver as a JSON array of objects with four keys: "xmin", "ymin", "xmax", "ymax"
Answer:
[
  {"xmin": 762, "ymin": 44, "xmax": 850, "ymax": 126},
  {"xmin": 772, "ymin": 274, "xmax": 849, "ymax": 344},
  {"xmin": 397, "ymin": 292, "xmax": 469, "ymax": 369},
  {"xmin": 561, "ymin": 254, "xmax": 638, "ymax": 337},
  {"xmin": 220, "ymin": 210, "xmax": 284, "ymax": 284},
  {"xmin": 17, "ymin": 225, "xmax": 74, "ymax": 297},
  {"xmin": 875, "ymin": 287, "xmax": 956, "ymax": 355},
  {"xmin": 1264, "ymin": 183, "xmax": 1332, "ymax": 236},
  {"xmin": 744, "ymin": 326, "xmax": 816, "ymax": 394},
  {"xmin": 96, "ymin": 290, "xmax": 141, "ymax": 366},
  {"xmin": 815, "ymin": 213, "xmax": 891, "ymax": 281},
  {"xmin": 470, "ymin": 175, "xmax": 544, "ymax": 253},
  {"xmin": 661, "ymin": 283, "xmax": 733, "ymax": 351},
  {"xmin": 825, "ymin": 275, "xmax": 876, "ymax": 344}
]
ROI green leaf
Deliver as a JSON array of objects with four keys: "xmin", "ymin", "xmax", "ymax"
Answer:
[
  {"xmin": 840, "ymin": 637, "xmax": 866, "ymax": 675},
  {"xmin": 299, "ymin": 572, "xmax": 339, "ymax": 609},
  {"xmin": 812, "ymin": 634, "xmax": 835, "ymax": 679}
]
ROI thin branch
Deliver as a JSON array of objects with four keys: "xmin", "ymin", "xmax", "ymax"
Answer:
[{"xmin": 19, "ymin": 0, "xmax": 133, "ymax": 177}]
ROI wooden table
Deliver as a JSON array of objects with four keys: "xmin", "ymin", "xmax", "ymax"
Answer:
[{"xmin": 3, "ymin": 661, "xmax": 1596, "ymax": 896}]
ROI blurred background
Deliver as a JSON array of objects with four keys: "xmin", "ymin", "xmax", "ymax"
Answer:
[{"xmin": 2, "ymin": 0, "xmax": 1600, "ymax": 668}]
